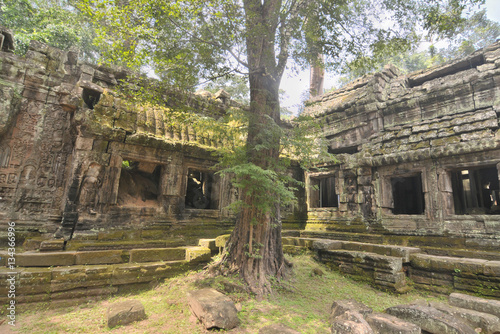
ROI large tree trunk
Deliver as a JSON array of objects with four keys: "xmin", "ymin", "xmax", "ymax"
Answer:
[
  {"xmin": 222, "ymin": 73, "xmax": 288, "ymax": 297},
  {"xmin": 221, "ymin": 0, "xmax": 290, "ymax": 297}
]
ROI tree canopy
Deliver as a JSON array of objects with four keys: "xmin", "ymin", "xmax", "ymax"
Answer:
[
  {"xmin": 0, "ymin": 0, "xmax": 99, "ymax": 62},
  {"xmin": 339, "ymin": 8, "xmax": 500, "ymax": 84}
]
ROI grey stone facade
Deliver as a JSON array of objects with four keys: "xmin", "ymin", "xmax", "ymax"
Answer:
[{"xmin": 304, "ymin": 40, "xmax": 500, "ymax": 251}]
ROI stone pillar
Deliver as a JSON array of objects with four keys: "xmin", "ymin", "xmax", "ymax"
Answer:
[{"xmin": 159, "ymin": 153, "xmax": 184, "ymax": 214}]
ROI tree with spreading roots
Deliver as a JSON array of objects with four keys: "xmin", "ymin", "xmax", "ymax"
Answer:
[{"xmin": 77, "ymin": 0, "xmax": 485, "ymax": 297}]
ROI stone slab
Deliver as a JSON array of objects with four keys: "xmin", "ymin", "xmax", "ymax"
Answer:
[
  {"xmin": 449, "ymin": 293, "xmax": 500, "ymax": 319},
  {"xmin": 429, "ymin": 301, "xmax": 500, "ymax": 334},
  {"xmin": 75, "ymin": 250, "xmax": 123, "ymax": 265},
  {"xmin": 16, "ymin": 252, "xmax": 76, "ymax": 267},
  {"xmin": 129, "ymin": 248, "xmax": 186, "ymax": 263},
  {"xmin": 365, "ymin": 313, "xmax": 421, "ymax": 334},
  {"xmin": 108, "ymin": 299, "xmax": 147, "ymax": 328},
  {"xmin": 386, "ymin": 304, "xmax": 476, "ymax": 334},
  {"xmin": 187, "ymin": 288, "xmax": 238, "ymax": 330}
]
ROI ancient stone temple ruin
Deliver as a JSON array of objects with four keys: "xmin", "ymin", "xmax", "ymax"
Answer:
[
  {"xmin": 303, "ymin": 43, "xmax": 500, "ymax": 251},
  {"xmin": 0, "ymin": 32, "xmax": 254, "ymax": 246},
  {"xmin": 0, "ymin": 26, "xmax": 499, "ymax": 306}
]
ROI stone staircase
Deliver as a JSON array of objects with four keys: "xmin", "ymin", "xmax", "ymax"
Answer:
[
  {"xmin": 2, "ymin": 232, "xmax": 499, "ymax": 313},
  {"xmin": 0, "ymin": 235, "xmax": 219, "ymax": 310}
]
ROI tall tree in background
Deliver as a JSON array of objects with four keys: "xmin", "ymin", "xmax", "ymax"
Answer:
[{"xmin": 77, "ymin": 0, "xmax": 484, "ymax": 297}]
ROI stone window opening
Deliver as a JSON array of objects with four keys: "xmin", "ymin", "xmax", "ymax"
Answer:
[
  {"xmin": 82, "ymin": 87, "xmax": 101, "ymax": 109},
  {"xmin": 391, "ymin": 174, "xmax": 425, "ymax": 215},
  {"xmin": 451, "ymin": 166, "xmax": 500, "ymax": 215},
  {"xmin": 309, "ymin": 176, "xmax": 339, "ymax": 209},
  {"xmin": 117, "ymin": 160, "xmax": 161, "ymax": 207},
  {"xmin": 185, "ymin": 169, "xmax": 218, "ymax": 210}
]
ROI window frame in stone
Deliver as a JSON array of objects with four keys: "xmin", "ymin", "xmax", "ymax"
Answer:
[
  {"xmin": 380, "ymin": 167, "xmax": 427, "ymax": 216},
  {"xmin": 449, "ymin": 165, "xmax": 500, "ymax": 215},
  {"xmin": 307, "ymin": 173, "xmax": 339, "ymax": 210},
  {"xmin": 117, "ymin": 159, "xmax": 163, "ymax": 206}
]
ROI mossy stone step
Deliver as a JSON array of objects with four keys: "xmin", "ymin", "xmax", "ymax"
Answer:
[
  {"xmin": 129, "ymin": 248, "xmax": 186, "ymax": 263},
  {"xmin": 0, "ymin": 260, "xmax": 195, "ymax": 306},
  {"xmin": 11, "ymin": 245, "xmax": 212, "ymax": 268},
  {"xmin": 421, "ymin": 246, "xmax": 500, "ymax": 261},
  {"xmin": 66, "ymin": 239, "xmax": 186, "ymax": 251},
  {"xmin": 300, "ymin": 230, "xmax": 384, "ymax": 244}
]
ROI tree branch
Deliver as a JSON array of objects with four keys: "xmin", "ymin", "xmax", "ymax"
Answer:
[{"xmin": 276, "ymin": 0, "xmax": 306, "ymax": 78}]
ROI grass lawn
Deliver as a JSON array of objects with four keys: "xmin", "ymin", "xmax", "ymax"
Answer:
[{"xmin": 5, "ymin": 254, "xmax": 445, "ymax": 333}]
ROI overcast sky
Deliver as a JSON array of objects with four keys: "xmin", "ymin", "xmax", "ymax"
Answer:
[{"xmin": 280, "ymin": 0, "xmax": 500, "ymax": 114}]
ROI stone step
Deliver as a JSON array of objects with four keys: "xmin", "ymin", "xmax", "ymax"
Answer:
[
  {"xmin": 6, "ymin": 245, "xmax": 212, "ymax": 268},
  {"xmin": 410, "ymin": 254, "xmax": 500, "ymax": 298},
  {"xmin": 0, "ymin": 260, "xmax": 195, "ymax": 306},
  {"xmin": 65, "ymin": 239, "xmax": 187, "ymax": 251},
  {"xmin": 283, "ymin": 237, "xmax": 422, "ymax": 262},
  {"xmin": 300, "ymin": 230, "xmax": 384, "ymax": 244},
  {"xmin": 315, "ymin": 248, "xmax": 409, "ymax": 293},
  {"xmin": 421, "ymin": 246, "xmax": 500, "ymax": 261}
]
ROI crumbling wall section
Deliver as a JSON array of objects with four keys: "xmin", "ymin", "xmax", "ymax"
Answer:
[
  {"xmin": 0, "ymin": 38, "xmax": 80, "ymax": 243},
  {"xmin": 304, "ymin": 41, "xmax": 500, "ymax": 249},
  {"xmin": 0, "ymin": 37, "xmax": 248, "ymax": 245}
]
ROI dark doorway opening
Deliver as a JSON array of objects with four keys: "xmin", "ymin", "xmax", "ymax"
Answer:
[
  {"xmin": 185, "ymin": 169, "xmax": 218, "ymax": 209},
  {"xmin": 391, "ymin": 174, "xmax": 425, "ymax": 214},
  {"xmin": 310, "ymin": 176, "xmax": 339, "ymax": 208},
  {"xmin": 451, "ymin": 166, "xmax": 500, "ymax": 215}
]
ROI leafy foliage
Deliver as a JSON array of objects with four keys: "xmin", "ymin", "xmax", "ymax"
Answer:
[
  {"xmin": 0, "ymin": 0, "xmax": 99, "ymax": 62},
  {"xmin": 203, "ymin": 74, "xmax": 250, "ymax": 105},
  {"xmin": 76, "ymin": 0, "xmax": 486, "ymax": 90},
  {"xmin": 339, "ymin": 8, "xmax": 499, "ymax": 84}
]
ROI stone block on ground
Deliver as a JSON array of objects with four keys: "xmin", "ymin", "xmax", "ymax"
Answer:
[
  {"xmin": 107, "ymin": 299, "xmax": 147, "ymax": 328},
  {"xmin": 449, "ymin": 293, "xmax": 500, "ymax": 319},
  {"xmin": 331, "ymin": 310, "xmax": 374, "ymax": 334},
  {"xmin": 429, "ymin": 301, "xmax": 500, "ymax": 334},
  {"xmin": 259, "ymin": 324, "xmax": 300, "ymax": 334},
  {"xmin": 187, "ymin": 288, "xmax": 238, "ymax": 330},
  {"xmin": 215, "ymin": 234, "xmax": 230, "ymax": 248},
  {"xmin": 385, "ymin": 304, "xmax": 476, "ymax": 334},
  {"xmin": 185, "ymin": 246, "xmax": 211, "ymax": 263},
  {"xmin": 365, "ymin": 313, "xmax": 421, "ymax": 334},
  {"xmin": 329, "ymin": 299, "xmax": 373, "ymax": 325}
]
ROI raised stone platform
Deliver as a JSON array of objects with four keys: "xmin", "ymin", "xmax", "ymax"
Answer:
[
  {"xmin": 0, "ymin": 238, "xmax": 214, "ymax": 312},
  {"xmin": 281, "ymin": 236, "xmax": 500, "ymax": 296}
]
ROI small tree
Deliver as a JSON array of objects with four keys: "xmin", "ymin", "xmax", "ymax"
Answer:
[{"xmin": 78, "ymin": 0, "xmax": 485, "ymax": 297}]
